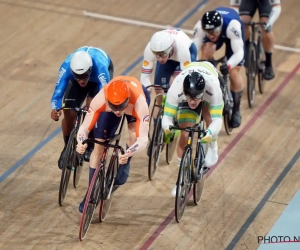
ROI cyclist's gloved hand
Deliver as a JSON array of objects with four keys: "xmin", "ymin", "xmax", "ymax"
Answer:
[
  {"xmin": 119, "ymin": 152, "xmax": 129, "ymax": 164},
  {"xmin": 200, "ymin": 129, "xmax": 212, "ymax": 144},
  {"xmin": 263, "ymin": 22, "xmax": 272, "ymax": 32},
  {"xmin": 163, "ymin": 125, "xmax": 174, "ymax": 143},
  {"xmin": 51, "ymin": 109, "xmax": 61, "ymax": 121},
  {"xmin": 220, "ymin": 64, "xmax": 229, "ymax": 76},
  {"xmin": 76, "ymin": 133, "xmax": 88, "ymax": 154}
]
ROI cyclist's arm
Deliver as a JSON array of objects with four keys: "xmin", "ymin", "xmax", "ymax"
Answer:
[
  {"xmin": 126, "ymin": 95, "xmax": 150, "ymax": 157},
  {"xmin": 50, "ymin": 63, "xmax": 72, "ymax": 110},
  {"xmin": 226, "ymin": 20, "xmax": 244, "ymax": 69},
  {"xmin": 268, "ymin": 0, "xmax": 281, "ymax": 27},
  {"xmin": 205, "ymin": 80, "xmax": 224, "ymax": 138},
  {"xmin": 179, "ymin": 46, "xmax": 192, "ymax": 71},
  {"xmin": 77, "ymin": 89, "xmax": 106, "ymax": 142},
  {"xmin": 140, "ymin": 43, "xmax": 155, "ymax": 88},
  {"xmin": 161, "ymin": 77, "xmax": 181, "ymax": 130},
  {"xmin": 95, "ymin": 64, "xmax": 110, "ymax": 91},
  {"xmin": 192, "ymin": 20, "xmax": 205, "ymax": 51}
]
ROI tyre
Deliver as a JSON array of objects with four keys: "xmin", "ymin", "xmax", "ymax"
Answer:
[
  {"xmin": 58, "ymin": 129, "xmax": 76, "ymax": 206},
  {"xmin": 99, "ymin": 152, "xmax": 118, "ymax": 222},
  {"xmin": 148, "ymin": 109, "xmax": 164, "ymax": 180},
  {"xmin": 247, "ymin": 42, "xmax": 257, "ymax": 108},
  {"xmin": 175, "ymin": 147, "xmax": 191, "ymax": 223}
]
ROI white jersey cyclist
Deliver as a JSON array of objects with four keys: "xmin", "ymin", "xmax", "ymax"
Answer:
[{"xmin": 141, "ymin": 28, "xmax": 198, "ymax": 88}]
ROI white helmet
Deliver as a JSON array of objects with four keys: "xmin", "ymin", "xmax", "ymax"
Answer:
[
  {"xmin": 70, "ymin": 51, "xmax": 93, "ymax": 79},
  {"xmin": 150, "ymin": 30, "xmax": 173, "ymax": 54}
]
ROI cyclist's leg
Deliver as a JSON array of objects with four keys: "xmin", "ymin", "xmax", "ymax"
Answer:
[
  {"xmin": 59, "ymin": 80, "xmax": 89, "ymax": 169},
  {"xmin": 113, "ymin": 115, "xmax": 137, "ymax": 192},
  {"xmin": 225, "ymin": 37, "xmax": 245, "ymax": 128},
  {"xmin": 170, "ymin": 101, "xmax": 201, "ymax": 196},
  {"xmin": 78, "ymin": 112, "xmax": 122, "ymax": 213},
  {"xmin": 152, "ymin": 60, "xmax": 179, "ymax": 124},
  {"xmin": 83, "ymin": 81, "xmax": 101, "ymax": 162},
  {"xmin": 259, "ymin": 0, "xmax": 275, "ymax": 80},
  {"xmin": 200, "ymin": 35, "xmax": 223, "ymax": 60},
  {"xmin": 239, "ymin": 0, "xmax": 257, "ymax": 67},
  {"xmin": 202, "ymin": 102, "xmax": 223, "ymax": 167}
]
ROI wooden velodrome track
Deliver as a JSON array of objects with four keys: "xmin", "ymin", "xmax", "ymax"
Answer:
[{"xmin": 1, "ymin": 0, "xmax": 300, "ymax": 249}]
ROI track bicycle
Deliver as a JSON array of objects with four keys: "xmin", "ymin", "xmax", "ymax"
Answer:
[
  {"xmin": 57, "ymin": 107, "xmax": 87, "ymax": 206},
  {"xmin": 244, "ymin": 21, "xmax": 266, "ymax": 108},
  {"xmin": 170, "ymin": 114, "xmax": 209, "ymax": 223},
  {"xmin": 78, "ymin": 115, "xmax": 125, "ymax": 240},
  {"xmin": 147, "ymin": 84, "xmax": 180, "ymax": 181}
]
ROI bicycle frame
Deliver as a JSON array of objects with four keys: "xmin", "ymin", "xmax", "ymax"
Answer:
[
  {"xmin": 82, "ymin": 115, "xmax": 126, "ymax": 199},
  {"xmin": 169, "ymin": 118, "xmax": 207, "ymax": 179}
]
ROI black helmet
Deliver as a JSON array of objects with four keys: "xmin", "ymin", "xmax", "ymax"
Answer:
[
  {"xmin": 201, "ymin": 10, "xmax": 223, "ymax": 31},
  {"xmin": 183, "ymin": 71, "xmax": 205, "ymax": 99}
]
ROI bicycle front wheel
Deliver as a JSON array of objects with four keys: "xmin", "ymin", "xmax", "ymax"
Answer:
[
  {"xmin": 79, "ymin": 167, "xmax": 104, "ymax": 241},
  {"xmin": 193, "ymin": 144, "xmax": 208, "ymax": 205},
  {"xmin": 99, "ymin": 152, "xmax": 119, "ymax": 222},
  {"xmin": 247, "ymin": 42, "xmax": 257, "ymax": 108},
  {"xmin": 175, "ymin": 147, "xmax": 191, "ymax": 223},
  {"xmin": 58, "ymin": 129, "xmax": 76, "ymax": 206},
  {"xmin": 148, "ymin": 109, "xmax": 164, "ymax": 180},
  {"xmin": 257, "ymin": 30, "xmax": 266, "ymax": 94}
]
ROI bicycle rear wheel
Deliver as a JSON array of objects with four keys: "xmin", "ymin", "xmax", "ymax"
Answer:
[
  {"xmin": 247, "ymin": 42, "xmax": 257, "ymax": 108},
  {"xmin": 148, "ymin": 109, "xmax": 164, "ymax": 180},
  {"xmin": 79, "ymin": 167, "xmax": 104, "ymax": 240},
  {"xmin": 175, "ymin": 147, "xmax": 191, "ymax": 223},
  {"xmin": 99, "ymin": 152, "xmax": 119, "ymax": 222},
  {"xmin": 223, "ymin": 87, "xmax": 233, "ymax": 135},
  {"xmin": 58, "ymin": 129, "xmax": 76, "ymax": 206},
  {"xmin": 193, "ymin": 144, "xmax": 208, "ymax": 205}
]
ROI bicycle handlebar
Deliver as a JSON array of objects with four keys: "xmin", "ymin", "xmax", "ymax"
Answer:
[
  {"xmin": 82, "ymin": 138, "xmax": 125, "ymax": 155},
  {"xmin": 197, "ymin": 56, "xmax": 227, "ymax": 66},
  {"xmin": 56, "ymin": 107, "xmax": 88, "ymax": 113},
  {"xmin": 169, "ymin": 123, "xmax": 206, "ymax": 135},
  {"xmin": 146, "ymin": 84, "xmax": 169, "ymax": 90}
]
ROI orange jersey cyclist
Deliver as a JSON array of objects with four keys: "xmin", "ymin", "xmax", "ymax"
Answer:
[{"xmin": 76, "ymin": 76, "xmax": 150, "ymax": 213}]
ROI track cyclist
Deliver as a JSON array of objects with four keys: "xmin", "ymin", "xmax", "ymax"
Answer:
[
  {"xmin": 76, "ymin": 76, "xmax": 150, "ymax": 213},
  {"xmin": 193, "ymin": 7, "xmax": 245, "ymax": 128},
  {"xmin": 50, "ymin": 46, "xmax": 114, "ymax": 169},
  {"xmin": 161, "ymin": 61, "xmax": 224, "ymax": 196}
]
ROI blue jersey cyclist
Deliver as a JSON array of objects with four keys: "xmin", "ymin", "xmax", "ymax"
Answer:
[
  {"xmin": 50, "ymin": 46, "xmax": 114, "ymax": 169},
  {"xmin": 193, "ymin": 7, "xmax": 245, "ymax": 129}
]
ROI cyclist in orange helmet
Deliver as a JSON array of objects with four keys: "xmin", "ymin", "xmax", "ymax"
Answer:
[{"xmin": 76, "ymin": 76, "xmax": 150, "ymax": 213}]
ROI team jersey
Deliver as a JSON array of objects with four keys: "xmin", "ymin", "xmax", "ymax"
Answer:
[
  {"xmin": 140, "ymin": 29, "xmax": 194, "ymax": 88},
  {"xmin": 193, "ymin": 7, "xmax": 244, "ymax": 69},
  {"xmin": 77, "ymin": 76, "xmax": 149, "ymax": 157},
  {"xmin": 162, "ymin": 62, "xmax": 224, "ymax": 138},
  {"xmin": 51, "ymin": 46, "xmax": 111, "ymax": 110}
]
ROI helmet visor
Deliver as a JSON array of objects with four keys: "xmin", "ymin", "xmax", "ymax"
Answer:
[
  {"xmin": 72, "ymin": 67, "xmax": 92, "ymax": 80},
  {"xmin": 151, "ymin": 46, "xmax": 172, "ymax": 58},
  {"xmin": 184, "ymin": 91, "xmax": 204, "ymax": 101},
  {"xmin": 203, "ymin": 26, "xmax": 222, "ymax": 35},
  {"xmin": 107, "ymin": 98, "xmax": 129, "ymax": 112}
]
